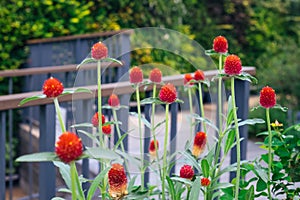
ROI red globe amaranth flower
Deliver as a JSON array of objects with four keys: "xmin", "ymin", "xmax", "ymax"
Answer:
[
  {"xmin": 201, "ymin": 177, "xmax": 211, "ymax": 187},
  {"xmin": 159, "ymin": 83, "xmax": 177, "ymax": 104},
  {"xmin": 91, "ymin": 113, "xmax": 105, "ymax": 127},
  {"xmin": 180, "ymin": 165, "xmax": 194, "ymax": 180},
  {"xmin": 42, "ymin": 77, "xmax": 64, "ymax": 98},
  {"xmin": 108, "ymin": 94, "xmax": 120, "ymax": 107},
  {"xmin": 192, "ymin": 132, "xmax": 207, "ymax": 157},
  {"xmin": 91, "ymin": 42, "xmax": 108, "ymax": 60},
  {"xmin": 129, "ymin": 66, "xmax": 143, "ymax": 84},
  {"xmin": 184, "ymin": 74, "xmax": 194, "ymax": 85},
  {"xmin": 149, "ymin": 139, "xmax": 159, "ymax": 158},
  {"xmin": 259, "ymin": 86, "xmax": 276, "ymax": 108},
  {"xmin": 108, "ymin": 163, "xmax": 128, "ymax": 198},
  {"xmin": 194, "ymin": 70, "xmax": 205, "ymax": 81},
  {"xmin": 213, "ymin": 36, "xmax": 228, "ymax": 53},
  {"xmin": 55, "ymin": 132, "xmax": 83, "ymax": 163},
  {"xmin": 149, "ymin": 68, "xmax": 162, "ymax": 83},
  {"xmin": 224, "ymin": 54, "xmax": 242, "ymax": 75},
  {"xmin": 102, "ymin": 124, "xmax": 112, "ymax": 135}
]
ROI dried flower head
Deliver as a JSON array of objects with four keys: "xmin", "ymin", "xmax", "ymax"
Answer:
[
  {"xmin": 159, "ymin": 83, "xmax": 177, "ymax": 104},
  {"xmin": 129, "ymin": 66, "xmax": 143, "ymax": 84},
  {"xmin": 194, "ymin": 70, "xmax": 205, "ymax": 81},
  {"xmin": 42, "ymin": 77, "xmax": 64, "ymax": 98},
  {"xmin": 180, "ymin": 165, "xmax": 194, "ymax": 180},
  {"xmin": 91, "ymin": 113, "xmax": 105, "ymax": 127},
  {"xmin": 149, "ymin": 68, "xmax": 162, "ymax": 83},
  {"xmin": 55, "ymin": 132, "xmax": 83, "ymax": 163},
  {"xmin": 259, "ymin": 86, "xmax": 276, "ymax": 108},
  {"xmin": 224, "ymin": 54, "xmax": 242, "ymax": 75},
  {"xmin": 108, "ymin": 163, "xmax": 128, "ymax": 199},
  {"xmin": 192, "ymin": 132, "xmax": 207, "ymax": 157},
  {"xmin": 91, "ymin": 42, "xmax": 108, "ymax": 60},
  {"xmin": 201, "ymin": 177, "xmax": 210, "ymax": 187},
  {"xmin": 213, "ymin": 36, "xmax": 228, "ymax": 53},
  {"xmin": 149, "ymin": 139, "xmax": 159, "ymax": 158},
  {"xmin": 184, "ymin": 74, "xmax": 194, "ymax": 85},
  {"xmin": 108, "ymin": 94, "xmax": 120, "ymax": 107}
]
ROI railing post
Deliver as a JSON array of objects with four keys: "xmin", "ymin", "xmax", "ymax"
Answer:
[
  {"xmin": 170, "ymin": 102, "xmax": 178, "ymax": 175},
  {"xmin": 0, "ymin": 111, "xmax": 6, "ymax": 200},
  {"xmin": 39, "ymin": 105, "xmax": 56, "ymax": 199},
  {"xmin": 230, "ymin": 79, "xmax": 250, "ymax": 180}
]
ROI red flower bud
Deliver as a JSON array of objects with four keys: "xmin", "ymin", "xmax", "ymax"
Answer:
[
  {"xmin": 42, "ymin": 77, "xmax": 64, "ymax": 98},
  {"xmin": 184, "ymin": 74, "xmax": 194, "ymax": 85},
  {"xmin": 259, "ymin": 86, "xmax": 276, "ymax": 108},
  {"xmin": 149, "ymin": 68, "xmax": 162, "ymax": 83},
  {"xmin": 102, "ymin": 124, "xmax": 112, "ymax": 135},
  {"xmin": 192, "ymin": 132, "xmax": 207, "ymax": 157},
  {"xmin": 129, "ymin": 66, "xmax": 143, "ymax": 84},
  {"xmin": 108, "ymin": 163, "xmax": 128, "ymax": 198},
  {"xmin": 108, "ymin": 94, "xmax": 120, "ymax": 107},
  {"xmin": 180, "ymin": 165, "xmax": 194, "ymax": 180},
  {"xmin": 91, "ymin": 113, "xmax": 105, "ymax": 127},
  {"xmin": 213, "ymin": 36, "xmax": 228, "ymax": 53},
  {"xmin": 194, "ymin": 70, "xmax": 205, "ymax": 81},
  {"xmin": 159, "ymin": 83, "xmax": 177, "ymax": 104},
  {"xmin": 55, "ymin": 132, "xmax": 83, "ymax": 163},
  {"xmin": 201, "ymin": 177, "xmax": 210, "ymax": 187},
  {"xmin": 224, "ymin": 54, "xmax": 242, "ymax": 75},
  {"xmin": 91, "ymin": 42, "xmax": 108, "ymax": 60},
  {"xmin": 149, "ymin": 139, "xmax": 159, "ymax": 158}
]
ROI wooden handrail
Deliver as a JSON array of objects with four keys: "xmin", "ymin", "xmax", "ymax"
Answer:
[
  {"xmin": 0, "ymin": 67, "xmax": 256, "ymax": 111},
  {"xmin": 0, "ymin": 62, "xmax": 123, "ymax": 78},
  {"xmin": 27, "ymin": 30, "xmax": 133, "ymax": 45}
]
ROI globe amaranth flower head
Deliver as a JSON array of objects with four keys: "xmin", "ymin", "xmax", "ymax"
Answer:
[
  {"xmin": 108, "ymin": 163, "xmax": 128, "ymax": 199},
  {"xmin": 224, "ymin": 54, "xmax": 242, "ymax": 75},
  {"xmin": 91, "ymin": 112, "xmax": 105, "ymax": 127},
  {"xmin": 149, "ymin": 139, "xmax": 159, "ymax": 158},
  {"xmin": 108, "ymin": 94, "xmax": 120, "ymax": 107},
  {"xmin": 201, "ymin": 177, "xmax": 211, "ymax": 187},
  {"xmin": 184, "ymin": 73, "xmax": 194, "ymax": 86},
  {"xmin": 192, "ymin": 132, "xmax": 207, "ymax": 157},
  {"xmin": 91, "ymin": 42, "xmax": 108, "ymax": 60},
  {"xmin": 213, "ymin": 36, "xmax": 228, "ymax": 53},
  {"xmin": 102, "ymin": 124, "xmax": 112, "ymax": 135},
  {"xmin": 159, "ymin": 83, "xmax": 177, "ymax": 104},
  {"xmin": 42, "ymin": 77, "xmax": 64, "ymax": 98},
  {"xmin": 129, "ymin": 66, "xmax": 143, "ymax": 84},
  {"xmin": 55, "ymin": 132, "xmax": 83, "ymax": 163},
  {"xmin": 259, "ymin": 86, "xmax": 276, "ymax": 108},
  {"xmin": 194, "ymin": 69, "xmax": 205, "ymax": 81},
  {"xmin": 149, "ymin": 68, "xmax": 162, "ymax": 83},
  {"xmin": 180, "ymin": 165, "xmax": 194, "ymax": 180}
]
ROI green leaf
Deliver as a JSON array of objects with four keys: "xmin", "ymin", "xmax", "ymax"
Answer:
[
  {"xmin": 235, "ymin": 72, "xmax": 258, "ymax": 84},
  {"xmin": 130, "ymin": 112, "xmax": 151, "ymax": 129},
  {"xmin": 57, "ymin": 188, "xmax": 71, "ymax": 194},
  {"xmin": 71, "ymin": 123, "xmax": 94, "ymax": 128},
  {"xmin": 77, "ymin": 130, "xmax": 100, "ymax": 146},
  {"xmin": 189, "ymin": 177, "xmax": 201, "ymax": 200},
  {"xmin": 85, "ymin": 147, "xmax": 120, "ymax": 160},
  {"xmin": 19, "ymin": 94, "xmax": 46, "ymax": 106},
  {"xmin": 128, "ymin": 176, "xmax": 137, "ymax": 192},
  {"xmin": 171, "ymin": 176, "xmax": 193, "ymax": 186},
  {"xmin": 180, "ymin": 151, "xmax": 201, "ymax": 172},
  {"xmin": 102, "ymin": 57, "xmax": 123, "ymax": 65},
  {"xmin": 209, "ymin": 183, "xmax": 233, "ymax": 191},
  {"xmin": 153, "ymin": 119, "xmax": 166, "ymax": 131},
  {"xmin": 87, "ymin": 167, "xmax": 110, "ymax": 200},
  {"xmin": 273, "ymin": 104, "xmax": 288, "ymax": 112},
  {"xmin": 140, "ymin": 97, "xmax": 164, "ymax": 105},
  {"xmin": 237, "ymin": 118, "xmax": 265, "ymax": 127},
  {"xmin": 224, "ymin": 130, "xmax": 235, "ymax": 155},
  {"xmin": 192, "ymin": 114, "xmax": 219, "ymax": 133},
  {"xmin": 16, "ymin": 152, "xmax": 57, "ymax": 162},
  {"xmin": 256, "ymin": 178, "xmax": 267, "ymax": 192},
  {"xmin": 53, "ymin": 161, "xmax": 71, "ymax": 189},
  {"xmin": 226, "ymin": 96, "xmax": 234, "ymax": 126},
  {"xmin": 62, "ymin": 88, "xmax": 92, "ymax": 95},
  {"xmin": 51, "ymin": 197, "xmax": 66, "ymax": 200},
  {"xmin": 166, "ymin": 176, "xmax": 176, "ymax": 200},
  {"xmin": 201, "ymin": 159, "xmax": 209, "ymax": 178},
  {"xmin": 76, "ymin": 58, "xmax": 95, "ymax": 69},
  {"xmin": 113, "ymin": 132, "xmax": 128, "ymax": 150},
  {"xmin": 175, "ymin": 98, "xmax": 184, "ymax": 104}
]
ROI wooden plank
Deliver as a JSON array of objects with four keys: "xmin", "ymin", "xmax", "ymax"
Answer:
[
  {"xmin": 0, "ymin": 62, "xmax": 123, "ymax": 78},
  {"xmin": 27, "ymin": 30, "xmax": 133, "ymax": 44},
  {"xmin": 0, "ymin": 67, "xmax": 256, "ymax": 111}
]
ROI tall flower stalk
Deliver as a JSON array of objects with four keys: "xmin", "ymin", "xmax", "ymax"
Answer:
[
  {"xmin": 259, "ymin": 86, "xmax": 276, "ymax": 200},
  {"xmin": 184, "ymin": 74, "xmax": 194, "ymax": 139}
]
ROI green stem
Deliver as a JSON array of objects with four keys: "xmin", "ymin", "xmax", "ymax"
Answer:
[
  {"xmin": 136, "ymin": 86, "xmax": 144, "ymax": 190},
  {"xmin": 218, "ymin": 54, "xmax": 223, "ymax": 134},
  {"xmin": 97, "ymin": 60, "xmax": 104, "ymax": 147},
  {"xmin": 186, "ymin": 185, "xmax": 191, "ymax": 200},
  {"xmin": 70, "ymin": 161, "xmax": 77, "ymax": 200},
  {"xmin": 204, "ymin": 186, "xmax": 207, "ymax": 200},
  {"xmin": 162, "ymin": 103, "xmax": 169, "ymax": 200},
  {"xmin": 188, "ymin": 87, "xmax": 193, "ymax": 138},
  {"xmin": 231, "ymin": 77, "xmax": 240, "ymax": 200},
  {"xmin": 266, "ymin": 108, "xmax": 272, "ymax": 200},
  {"xmin": 198, "ymin": 83, "xmax": 207, "ymax": 133},
  {"xmin": 151, "ymin": 84, "xmax": 162, "ymax": 179},
  {"xmin": 53, "ymin": 97, "xmax": 66, "ymax": 133}
]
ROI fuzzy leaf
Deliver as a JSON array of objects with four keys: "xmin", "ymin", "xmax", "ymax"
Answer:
[
  {"xmin": 76, "ymin": 58, "xmax": 95, "ymax": 69},
  {"xmin": 113, "ymin": 133, "xmax": 128, "ymax": 150},
  {"xmin": 19, "ymin": 94, "xmax": 46, "ymax": 106},
  {"xmin": 224, "ymin": 130, "xmax": 235, "ymax": 155},
  {"xmin": 189, "ymin": 177, "xmax": 201, "ymax": 200},
  {"xmin": 85, "ymin": 147, "xmax": 119, "ymax": 160},
  {"xmin": 170, "ymin": 176, "xmax": 193, "ymax": 186},
  {"xmin": 16, "ymin": 152, "xmax": 58, "ymax": 162},
  {"xmin": 71, "ymin": 123, "xmax": 94, "ymax": 128},
  {"xmin": 201, "ymin": 159, "xmax": 210, "ymax": 178},
  {"xmin": 53, "ymin": 161, "xmax": 71, "ymax": 189},
  {"xmin": 87, "ymin": 167, "xmax": 110, "ymax": 200},
  {"xmin": 102, "ymin": 57, "xmax": 123, "ymax": 65},
  {"xmin": 166, "ymin": 176, "xmax": 176, "ymax": 200},
  {"xmin": 130, "ymin": 112, "xmax": 151, "ymax": 129}
]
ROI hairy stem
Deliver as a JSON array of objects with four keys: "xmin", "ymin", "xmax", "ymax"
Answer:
[
  {"xmin": 188, "ymin": 87, "xmax": 193, "ymax": 138},
  {"xmin": 266, "ymin": 108, "xmax": 272, "ymax": 200},
  {"xmin": 70, "ymin": 161, "xmax": 77, "ymax": 200},
  {"xmin": 53, "ymin": 97, "xmax": 66, "ymax": 133},
  {"xmin": 161, "ymin": 103, "xmax": 169, "ymax": 200},
  {"xmin": 198, "ymin": 82, "xmax": 207, "ymax": 133}
]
